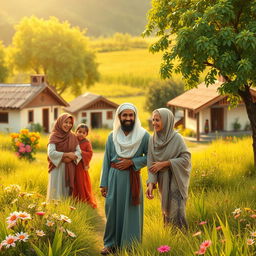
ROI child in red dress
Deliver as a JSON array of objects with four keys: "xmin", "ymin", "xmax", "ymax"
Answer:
[{"xmin": 73, "ymin": 124, "xmax": 97, "ymax": 208}]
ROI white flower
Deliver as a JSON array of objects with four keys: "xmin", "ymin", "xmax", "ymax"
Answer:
[
  {"xmin": 2, "ymin": 235, "xmax": 18, "ymax": 248},
  {"xmin": 232, "ymin": 208, "xmax": 241, "ymax": 215},
  {"xmin": 35, "ymin": 230, "xmax": 45, "ymax": 237},
  {"xmin": 16, "ymin": 232, "xmax": 29, "ymax": 242},
  {"xmin": 6, "ymin": 211, "xmax": 19, "ymax": 224},
  {"xmin": 17, "ymin": 211, "xmax": 31, "ymax": 220},
  {"xmin": 66, "ymin": 229, "xmax": 76, "ymax": 238},
  {"xmin": 46, "ymin": 220, "xmax": 55, "ymax": 227},
  {"xmin": 59, "ymin": 214, "xmax": 71, "ymax": 223}
]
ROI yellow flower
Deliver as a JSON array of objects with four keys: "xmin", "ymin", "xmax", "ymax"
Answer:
[
  {"xmin": 20, "ymin": 129, "xmax": 29, "ymax": 135},
  {"xmin": 30, "ymin": 137, "xmax": 36, "ymax": 142},
  {"xmin": 15, "ymin": 141, "xmax": 21, "ymax": 147}
]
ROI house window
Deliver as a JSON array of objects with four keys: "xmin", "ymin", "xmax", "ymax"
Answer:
[
  {"xmin": 28, "ymin": 110, "xmax": 34, "ymax": 123},
  {"xmin": 188, "ymin": 110, "xmax": 196, "ymax": 119},
  {"xmin": 107, "ymin": 111, "xmax": 113, "ymax": 120},
  {"xmin": 82, "ymin": 112, "xmax": 87, "ymax": 117},
  {"xmin": 54, "ymin": 108, "xmax": 58, "ymax": 120},
  {"xmin": 0, "ymin": 112, "xmax": 8, "ymax": 123}
]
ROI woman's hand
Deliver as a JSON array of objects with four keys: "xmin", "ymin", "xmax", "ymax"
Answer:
[
  {"xmin": 149, "ymin": 161, "xmax": 170, "ymax": 174},
  {"xmin": 115, "ymin": 158, "xmax": 133, "ymax": 170},
  {"xmin": 100, "ymin": 187, "xmax": 108, "ymax": 197},
  {"xmin": 145, "ymin": 183, "xmax": 154, "ymax": 199}
]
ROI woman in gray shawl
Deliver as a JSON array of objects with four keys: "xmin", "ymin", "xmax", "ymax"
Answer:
[{"xmin": 146, "ymin": 108, "xmax": 191, "ymax": 229}]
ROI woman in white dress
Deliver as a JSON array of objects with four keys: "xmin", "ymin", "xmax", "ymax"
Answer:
[{"xmin": 47, "ymin": 113, "xmax": 81, "ymax": 200}]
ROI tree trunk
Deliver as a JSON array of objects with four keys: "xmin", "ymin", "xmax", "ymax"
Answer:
[{"xmin": 238, "ymin": 86, "xmax": 256, "ymax": 168}]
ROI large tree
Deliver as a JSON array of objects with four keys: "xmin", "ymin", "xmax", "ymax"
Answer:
[
  {"xmin": 144, "ymin": 0, "xmax": 256, "ymax": 167},
  {"xmin": 9, "ymin": 16, "xmax": 99, "ymax": 95},
  {"xmin": 0, "ymin": 41, "xmax": 9, "ymax": 82}
]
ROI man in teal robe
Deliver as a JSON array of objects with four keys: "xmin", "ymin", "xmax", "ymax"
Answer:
[{"xmin": 100, "ymin": 103, "xmax": 149, "ymax": 255}]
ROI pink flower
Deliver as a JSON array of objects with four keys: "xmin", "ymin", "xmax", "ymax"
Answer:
[
  {"xmin": 195, "ymin": 246, "xmax": 206, "ymax": 255},
  {"xmin": 199, "ymin": 221, "xmax": 207, "ymax": 225},
  {"xmin": 36, "ymin": 212, "xmax": 45, "ymax": 216},
  {"xmin": 19, "ymin": 146, "xmax": 26, "ymax": 153},
  {"xmin": 200, "ymin": 240, "xmax": 212, "ymax": 248},
  {"xmin": 157, "ymin": 245, "xmax": 171, "ymax": 253},
  {"xmin": 25, "ymin": 145, "xmax": 31, "ymax": 153},
  {"xmin": 19, "ymin": 143, "xmax": 24, "ymax": 147},
  {"xmin": 250, "ymin": 214, "xmax": 256, "ymax": 219},
  {"xmin": 216, "ymin": 226, "xmax": 222, "ymax": 230}
]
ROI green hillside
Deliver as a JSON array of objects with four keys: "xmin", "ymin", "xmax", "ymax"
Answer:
[{"xmin": 0, "ymin": 0, "xmax": 151, "ymax": 45}]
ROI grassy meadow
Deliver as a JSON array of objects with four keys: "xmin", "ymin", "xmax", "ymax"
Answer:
[{"xmin": 0, "ymin": 133, "xmax": 256, "ymax": 255}]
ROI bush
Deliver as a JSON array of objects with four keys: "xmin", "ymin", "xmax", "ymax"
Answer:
[
  {"xmin": 232, "ymin": 118, "xmax": 241, "ymax": 131},
  {"xmin": 144, "ymin": 79, "xmax": 184, "ymax": 113},
  {"xmin": 10, "ymin": 129, "xmax": 40, "ymax": 161},
  {"xmin": 27, "ymin": 123, "xmax": 43, "ymax": 133}
]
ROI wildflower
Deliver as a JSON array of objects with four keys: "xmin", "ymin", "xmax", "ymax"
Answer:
[
  {"xmin": 7, "ymin": 222, "xmax": 17, "ymax": 229},
  {"xmin": 199, "ymin": 221, "xmax": 207, "ymax": 225},
  {"xmin": 6, "ymin": 212, "xmax": 19, "ymax": 224},
  {"xmin": 28, "ymin": 204, "xmax": 36, "ymax": 209},
  {"xmin": 46, "ymin": 220, "xmax": 55, "ymax": 227},
  {"xmin": 59, "ymin": 214, "xmax": 71, "ymax": 223},
  {"xmin": 35, "ymin": 230, "xmax": 45, "ymax": 237},
  {"xmin": 16, "ymin": 232, "xmax": 29, "ymax": 242},
  {"xmin": 201, "ymin": 240, "xmax": 212, "ymax": 248},
  {"xmin": 250, "ymin": 214, "xmax": 256, "ymax": 219},
  {"xmin": 244, "ymin": 208, "xmax": 252, "ymax": 212},
  {"xmin": 66, "ymin": 229, "xmax": 76, "ymax": 238},
  {"xmin": 195, "ymin": 246, "xmax": 206, "ymax": 255},
  {"xmin": 19, "ymin": 146, "xmax": 26, "ymax": 153},
  {"xmin": 70, "ymin": 206, "xmax": 76, "ymax": 210},
  {"xmin": 232, "ymin": 208, "xmax": 241, "ymax": 215},
  {"xmin": 30, "ymin": 136, "xmax": 36, "ymax": 142},
  {"xmin": 52, "ymin": 213, "xmax": 59, "ymax": 219},
  {"xmin": 216, "ymin": 226, "xmax": 222, "ymax": 230},
  {"xmin": 41, "ymin": 202, "xmax": 48, "ymax": 206},
  {"xmin": 192, "ymin": 231, "xmax": 202, "ymax": 237},
  {"xmin": 11, "ymin": 199, "xmax": 18, "ymax": 204},
  {"xmin": 2, "ymin": 235, "xmax": 18, "ymax": 248},
  {"xmin": 234, "ymin": 214, "xmax": 240, "ymax": 219},
  {"xmin": 59, "ymin": 226, "xmax": 66, "ymax": 232},
  {"xmin": 247, "ymin": 239, "xmax": 255, "ymax": 246},
  {"xmin": 157, "ymin": 245, "xmax": 171, "ymax": 253},
  {"xmin": 250, "ymin": 231, "xmax": 256, "ymax": 237},
  {"xmin": 18, "ymin": 211, "xmax": 31, "ymax": 220},
  {"xmin": 36, "ymin": 211, "xmax": 45, "ymax": 216}
]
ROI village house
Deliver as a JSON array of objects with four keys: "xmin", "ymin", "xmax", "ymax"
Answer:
[
  {"xmin": 0, "ymin": 74, "xmax": 69, "ymax": 133},
  {"xmin": 167, "ymin": 80, "xmax": 256, "ymax": 141},
  {"xmin": 65, "ymin": 92, "xmax": 119, "ymax": 129}
]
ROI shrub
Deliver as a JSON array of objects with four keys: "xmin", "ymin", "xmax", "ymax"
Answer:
[
  {"xmin": 10, "ymin": 129, "xmax": 40, "ymax": 161},
  {"xmin": 232, "ymin": 118, "xmax": 241, "ymax": 131}
]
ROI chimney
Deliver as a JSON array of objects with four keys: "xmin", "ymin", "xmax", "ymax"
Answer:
[{"xmin": 30, "ymin": 74, "xmax": 46, "ymax": 86}]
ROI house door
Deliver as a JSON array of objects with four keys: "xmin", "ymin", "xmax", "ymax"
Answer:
[
  {"xmin": 91, "ymin": 112, "xmax": 102, "ymax": 129},
  {"xmin": 42, "ymin": 108, "xmax": 49, "ymax": 133},
  {"xmin": 211, "ymin": 108, "xmax": 224, "ymax": 131}
]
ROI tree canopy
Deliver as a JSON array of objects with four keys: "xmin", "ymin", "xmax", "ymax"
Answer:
[
  {"xmin": 0, "ymin": 41, "xmax": 9, "ymax": 82},
  {"xmin": 144, "ymin": 0, "xmax": 256, "ymax": 166},
  {"xmin": 145, "ymin": 80, "xmax": 183, "ymax": 113},
  {"xmin": 9, "ymin": 16, "xmax": 99, "ymax": 95}
]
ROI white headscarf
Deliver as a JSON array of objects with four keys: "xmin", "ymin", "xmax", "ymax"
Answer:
[{"xmin": 113, "ymin": 103, "xmax": 146, "ymax": 158}]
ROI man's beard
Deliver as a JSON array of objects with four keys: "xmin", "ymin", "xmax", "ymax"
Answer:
[{"xmin": 120, "ymin": 120, "xmax": 135, "ymax": 132}]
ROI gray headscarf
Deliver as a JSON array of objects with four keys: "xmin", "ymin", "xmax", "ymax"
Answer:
[{"xmin": 147, "ymin": 108, "xmax": 191, "ymax": 214}]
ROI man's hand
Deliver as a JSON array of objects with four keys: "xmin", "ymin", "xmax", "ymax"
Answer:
[
  {"xmin": 149, "ymin": 161, "xmax": 169, "ymax": 174},
  {"xmin": 100, "ymin": 187, "xmax": 108, "ymax": 197},
  {"xmin": 115, "ymin": 158, "xmax": 133, "ymax": 170},
  {"xmin": 145, "ymin": 183, "xmax": 154, "ymax": 199},
  {"xmin": 62, "ymin": 157, "xmax": 72, "ymax": 163},
  {"xmin": 67, "ymin": 152, "xmax": 78, "ymax": 161}
]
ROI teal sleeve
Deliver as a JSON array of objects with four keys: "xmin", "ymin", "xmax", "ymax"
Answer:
[
  {"xmin": 132, "ymin": 132, "xmax": 150, "ymax": 171},
  {"xmin": 100, "ymin": 135, "xmax": 111, "ymax": 187}
]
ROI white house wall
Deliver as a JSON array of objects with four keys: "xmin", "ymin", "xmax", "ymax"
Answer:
[
  {"xmin": 185, "ymin": 110, "xmax": 197, "ymax": 131},
  {"xmin": 0, "ymin": 110, "xmax": 21, "ymax": 132},
  {"xmin": 76, "ymin": 109, "xmax": 116, "ymax": 129},
  {"xmin": 226, "ymin": 105, "xmax": 249, "ymax": 131}
]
